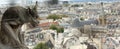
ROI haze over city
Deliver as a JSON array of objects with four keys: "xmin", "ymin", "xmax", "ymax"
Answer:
[{"xmin": 0, "ymin": 0, "xmax": 120, "ymax": 49}]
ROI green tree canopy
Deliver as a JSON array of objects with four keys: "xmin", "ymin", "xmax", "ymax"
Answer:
[
  {"xmin": 57, "ymin": 27, "xmax": 64, "ymax": 33},
  {"xmin": 71, "ymin": 4, "xmax": 79, "ymax": 7},
  {"xmin": 49, "ymin": 24, "xmax": 64, "ymax": 33},
  {"xmin": 49, "ymin": 24, "xmax": 58, "ymax": 30},
  {"xmin": 61, "ymin": 14, "xmax": 68, "ymax": 17},
  {"xmin": 80, "ymin": 17, "xmax": 84, "ymax": 21},
  {"xmin": 33, "ymin": 43, "xmax": 48, "ymax": 49},
  {"xmin": 47, "ymin": 14, "xmax": 62, "ymax": 21}
]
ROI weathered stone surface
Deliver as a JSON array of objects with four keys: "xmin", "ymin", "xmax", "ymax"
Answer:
[{"xmin": 0, "ymin": 2, "xmax": 38, "ymax": 49}]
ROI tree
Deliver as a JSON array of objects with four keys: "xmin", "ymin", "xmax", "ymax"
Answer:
[
  {"xmin": 80, "ymin": 17, "xmax": 84, "ymax": 21},
  {"xmin": 33, "ymin": 43, "xmax": 48, "ymax": 49},
  {"xmin": 61, "ymin": 14, "xmax": 68, "ymax": 17},
  {"xmin": 49, "ymin": 25, "xmax": 64, "ymax": 33},
  {"xmin": 47, "ymin": 14, "xmax": 62, "ymax": 21},
  {"xmin": 71, "ymin": 4, "xmax": 79, "ymax": 7},
  {"xmin": 88, "ymin": 3, "xmax": 92, "ymax": 5},
  {"xmin": 49, "ymin": 24, "xmax": 58, "ymax": 30},
  {"xmin": 80, "ymin": 4, "xmax": 84, "ymax": 7},
  {"xmin": 57, "ymin": 27, "xmax": 64, "ymax": 33}
]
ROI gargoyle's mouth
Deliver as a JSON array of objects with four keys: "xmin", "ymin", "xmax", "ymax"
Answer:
[{"xmin": 30, "ymin": 19, "xmax": 39, "ymax": 28}]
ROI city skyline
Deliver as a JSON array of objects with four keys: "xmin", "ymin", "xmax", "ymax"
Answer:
[{"xmin": 0, "ymin": 0, "xmax": 120, "ymax": 4}]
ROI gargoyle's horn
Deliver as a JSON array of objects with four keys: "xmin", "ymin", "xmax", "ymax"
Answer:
[{"xmin": 33, "ymin": 1, "xmax": 38, "ymax": 11}]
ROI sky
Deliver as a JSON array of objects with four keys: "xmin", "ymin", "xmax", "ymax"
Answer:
[
  {"xmin": 0, "ymin": 0, "xmax": 120, "ymax": 4},
  {"xmin": 70, "ymin": 0, "xmax": 119, "ymax": 1}
]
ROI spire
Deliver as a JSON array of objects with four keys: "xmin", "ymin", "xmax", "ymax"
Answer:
[{"xmin": 101, "ymin": 2, "xmax": 105, "ymax": 16}]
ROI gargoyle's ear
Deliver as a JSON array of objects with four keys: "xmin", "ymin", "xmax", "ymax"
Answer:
[
  {"xmin": 27, "ymin": 7, "xmax": 32, "ymax": 13},
  {"xmin": 33, "ymin": 1, "xmax": 38, "ymax": 11}
]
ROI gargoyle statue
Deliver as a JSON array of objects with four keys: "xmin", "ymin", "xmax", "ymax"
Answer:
[{"xmin": 0, "ymin": 1, "xmax": 39, "ymax": 49}]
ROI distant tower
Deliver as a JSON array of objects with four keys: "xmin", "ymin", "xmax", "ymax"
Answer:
[{"xmin": 98, "ymin": 2, "xmax": 106, "ymax": 26}]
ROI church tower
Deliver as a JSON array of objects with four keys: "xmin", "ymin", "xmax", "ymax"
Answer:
[{"xmin": 98, "ymin": 2, "xmax": 106, "ymax": 26}]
